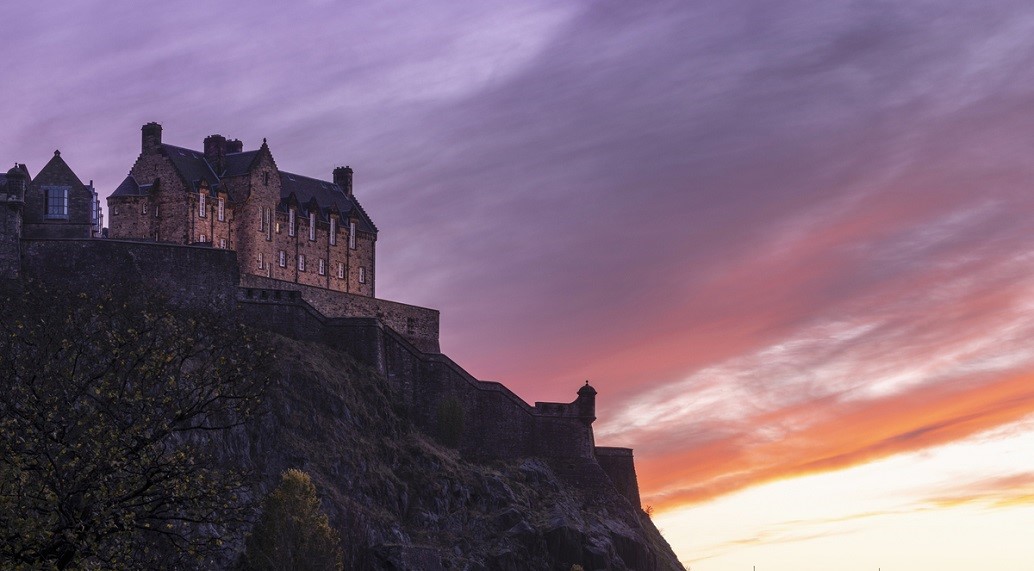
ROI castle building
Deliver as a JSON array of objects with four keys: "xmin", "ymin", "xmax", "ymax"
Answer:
[{"xmin": 107, "ymin": 123, "xmax": 377, "ymax": 297}]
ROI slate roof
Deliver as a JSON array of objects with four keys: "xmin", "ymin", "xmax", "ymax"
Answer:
[
  {"xmin": 223, "ymin": 151, "xmax": 259, "ymax": 177},
  {"xmin": 162, "ymin": 144, "xmax": 219, "ymax": 193},
  {"xmin": 280, "ymin": 171, "xmax": 377, "ymax": 233},
  {"xmin": 111, "ymin": 175, "xmax": 155, "ymax": 197},
  {"xmin": 151, "ymin": 142, "xmax": 376, "ymax": 233}
]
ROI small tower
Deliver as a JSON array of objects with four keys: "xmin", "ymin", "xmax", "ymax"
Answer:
[
  {"xmin": 0, "ymin": 165, "xmax": 27, "ymax": 281},
  {"xmin": 576, "ymin": 380, "xmax": 597, "ymax": 425}
]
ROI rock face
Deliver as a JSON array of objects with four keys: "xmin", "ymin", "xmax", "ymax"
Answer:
[{"xmin": 218, "ymin": 338, "xmax": 685, "ymax": 570}]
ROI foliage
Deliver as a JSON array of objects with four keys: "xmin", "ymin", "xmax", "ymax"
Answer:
[
  {"xmin": 0, "ymin": 281, "xmax": 274, "ymax": 569},
  {"xmin": 243, "ymin": 469, "xmax": 342, "ymax": 571}
]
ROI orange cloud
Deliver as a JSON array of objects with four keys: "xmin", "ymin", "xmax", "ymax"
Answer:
[{"xmin": 637, "ymin": 370, "xmax": 1034, "ymax": 511}]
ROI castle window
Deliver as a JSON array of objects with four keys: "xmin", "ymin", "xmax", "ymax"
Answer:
[
  {"xmin": 258, "ymin": 252, "xmax": 265, "ymax": 270},
  {"xmin": 259, "ymin": 208, "xmax": 265, "ymax": 231},
  {"xmin": 218, "ymin": 198, "xmax": 225, "ymax": 221},
  {"xmin": 154, "ymin": 204, "xmax": 160, "ymax": 218},
  {"xmin": 199, "ymin": 193, "xmax": 206, "ymax": 218},
  {"xmin": 141, "ymin": 202, "xmax": 147, "ymax": 215},
  {"xmin": 154, "ymin": 230, "xmax": 160, "ymax": 242},
  {"xmin": 288, "ymin": 209, "xmax": 296, "ymax": 237},
  {"xmin": 336, "ymin": 262, "xmax": 344, "ymax": 279},
  {"xmin": 199, "ymin": 234, "xmax": 207, "ymax": 243},
  {"xmin": 298, "ymin": 254, "xmax": 306, "ymax": 272},
  {"xmin": 349, "ymin": 221, "xmax": 356, "ymax": 249},
  {"xmin": 318, "ymin": 258, "xmax": 326, "ymax": 275},
  {"xmin": 275, "ymin": 222, "xmax": 281, "ymax": 234},
  {"xmin": 309, "ymin": 212, "xmax": 316, "ymax": 241},
  {"xmin": 263, "ymin": 171, "xmax": 269, "ymax": 186},
  {"xmin": 358, "ymin": 266, "xmax": 366, "ymax": 284},
  {"xmin": 44, "ymin": 187, "xmax": 69, "ymax": 219},
  {"xmin": 278, "ymin": 250, "xmax": 286, "ymax": 267},
  {"xmin": 219, "ymin": 238, "xmax": 226, "ymax": 249},
  {"xmin": 329, "ymin": 218, "xmax": 337, "ymax": 245}
]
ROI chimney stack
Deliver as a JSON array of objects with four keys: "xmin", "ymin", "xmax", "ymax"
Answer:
[
  {"xmin": 226, "ymin": 139, "xmax": 243, "ymax": 154},
  {"xmin": 204, "ymin": 134, "xmax": 228, "ymax": 174},
  {"xmin": 333, "ymin": 166, "xmax": 353, "ymax": 197},
  {"xmin": 142, "ymin": 122, "xmax": 163, "ymax": 154}
]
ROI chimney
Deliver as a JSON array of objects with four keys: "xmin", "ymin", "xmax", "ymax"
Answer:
[
  {"xmin": 204, "ymin": 134, "xmax": 227, "ymax": 174},
  {"xmin": 226, "ymin": 139, "xmax": 243, "ymax": 154},
  {"xmin": 142, "ymin": 122, "xmax": 163, "ymax": 154},
  {"xmin": 333, "ymin": 166, "xmax": 353, "ymax": 197}
]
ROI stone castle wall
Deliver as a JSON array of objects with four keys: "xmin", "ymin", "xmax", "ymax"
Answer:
[
  {"xmin": 11, "ymin": 238, "xmax": 641, "ymax": 508},
  {"xmin": 240, "ymin": 273, "xmax": 439, "ymax": 353}
]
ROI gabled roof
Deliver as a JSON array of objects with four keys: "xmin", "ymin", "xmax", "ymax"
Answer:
[
  {"xmin": 162, "ymin": 144, "xmax": 219, "ymax": 193},
  {"xmin": 223, "ymin": 151, "xmax": 260, "ymax": 177},
  {"xmin": 111, "ymin": 175, "xmax": 157, "ymax": 197},
  {"xmin": 279, "ymin": 170, "xmax": 377, "ymax": 233}
]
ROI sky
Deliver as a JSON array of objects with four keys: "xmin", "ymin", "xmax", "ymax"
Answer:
[{"xmin": 4, "ymin": 1, "xmax": 1034, "ymax": 568}]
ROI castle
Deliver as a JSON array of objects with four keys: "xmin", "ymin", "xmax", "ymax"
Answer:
[{"xmin": 0, "ymin": 123, "xmax": 642, "ymax": 509}]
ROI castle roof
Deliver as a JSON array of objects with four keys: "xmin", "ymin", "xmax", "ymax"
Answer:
[
  {"xmin": 279, "ymin": 171, "xmax": 377, "ymax": 233},
  {"xmin": 162, "ymin": 144, "xmax": 220, "ymax": 193},
  {"xmin": 152, "ymin": 141, "xmax": 377, "ymax": 233},
  {"xmin": 111, "ymin": 175, "xmax": 156, "ymax": 197}
]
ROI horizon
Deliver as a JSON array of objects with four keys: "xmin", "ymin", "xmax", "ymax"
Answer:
[{"xmin": 4, "ymin": 1, "xmax": 1034, "ymax": 569}]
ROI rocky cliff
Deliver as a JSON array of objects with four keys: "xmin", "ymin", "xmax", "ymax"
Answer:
[{"xmin": 220, "ymin": 337, "xmax": 685, "ymax": 570}]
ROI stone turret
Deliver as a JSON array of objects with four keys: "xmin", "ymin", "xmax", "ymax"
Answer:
[{"xmin": 576, "ymin": 380, "xmax": 597, "ymax": 424}]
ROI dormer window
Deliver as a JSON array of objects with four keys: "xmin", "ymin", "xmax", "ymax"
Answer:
[
  {"xmin": 288, "ymin": 209, "xmax": 296, "ymax": 237},
  {"xmin": 329, "ymin": 217, "xmax": 337, "ymax": 245},
  {"xmin": 199, "ymin": 193, "xmax": 206, "ymax": 218},
  {"xmin": 308, "ymin": 212, "xmax": 316, "ymax": 241}
]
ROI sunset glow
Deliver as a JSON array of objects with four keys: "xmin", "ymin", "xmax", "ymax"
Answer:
[{"xmin": 5, "ymin": 1, "xmax": 1034, "ymax": 568}]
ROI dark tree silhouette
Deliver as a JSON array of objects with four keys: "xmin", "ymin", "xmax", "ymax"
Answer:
[{"xmin": 0, "ymin": 281, "xmax": 274, "ymax": 569}]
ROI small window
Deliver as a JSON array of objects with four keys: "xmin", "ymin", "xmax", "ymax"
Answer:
[
  {"xmin": 288, "ymin": 209, "xmax": 296, "ymax": 237},
  {"xmin": 141, "ymin": 202, "xmax": 147, "ymax": 215},
  {"xmin": 309, "ymin": 212, "xmax": 316, "ymax": 241},
  {"xmin": 154, "ymin": 204, "xmax": 160, "ymax": 218},
  {"xmin": 113, "ymin": 206, "xmax": 119, "ymax": 216},
  {"xmin": 219, "ymin": 238, "xmax": 226, "ymax": 249},
  {"xmin": 258, "ymin": 252, "xmax": 265, "ymax": 270},
  {"xmin": 337, "ymin": 262, "xmax": 344, "ymax": 279},
  {"xmin": 298, "ymin": 254, "xmax": 306, "ymax": 272},
  {"xmin": 318, "ymin": 258, "xmax": 326, "ymax": 275},
  {"xmin": 199, "ymin": 234, "xmax": 206, "ymax": 243},
  {"xmin": 349, "ymin": 221, "xmax": 356, "ymax": 249},
  {"xmin": 218, "ymin": 198, "xmax": 225, "ymax": 221},
  {"xmin": 263, "ymin": 171, "xmax": 270, "ymax": 186},
  {"xmin": 275, "ymin": 221, "xmax": 281, "ymax": 234},
  {"xmin": 154, "ymin": 230, "xmax": 160, "ymax": 242},
  {"xmin": 330, "ymin": 218, "xmax": 337, "ymax": 245},
  {"xmin": 44, "ymin": 187, "xmax": 69, "ymax": 219},
  {"xmin": 358, "ymin": 266, "xmax": 366, "ymax": 284},
  {"xmin": 278, "ymin": 250, "xmax": 286, "ymax": 267},
  {"xmin": 199, "ymin": 193, "xmax": 206, "ymax": 218}
]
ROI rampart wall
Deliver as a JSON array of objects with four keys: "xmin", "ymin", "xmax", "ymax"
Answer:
[
  {"xmin": 21, "ymin": 239, "xmax": 239, "ymax": 311},
  {"xmin": 13, "ymin": 239, "xmax": 641, "ymax": 506},
  {"xmin": 240, "ymin": 273, "xmax": 439, "ymax": 353}
]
